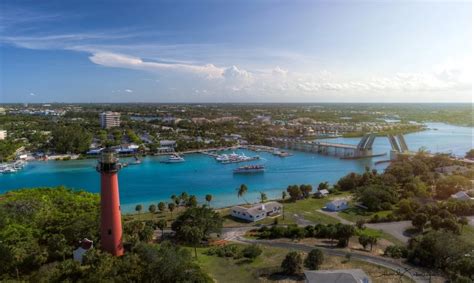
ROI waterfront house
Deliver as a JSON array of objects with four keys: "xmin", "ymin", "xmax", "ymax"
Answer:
[
  {"xmin": 325, "ymin": 199, "xmax": 349, "ymax": 212},
  {"xmin": 315, "ymin": 189, "xmax": 329, "ymax": 198},
  {"xmin": 231, "ymin": 202, "xmax": 282, "ymax": 222},
  {"xmin": 304, "ymin": 269, "xmax": 371, "ymax": 283},
  {"xmin": 158, "ymin": 140, "xmax": 177, "ymax": 153}
]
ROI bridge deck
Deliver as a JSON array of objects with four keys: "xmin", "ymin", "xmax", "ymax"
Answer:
[{"xmin": 314, "ymin": 142, "xmax": 357, "ymax": 149}]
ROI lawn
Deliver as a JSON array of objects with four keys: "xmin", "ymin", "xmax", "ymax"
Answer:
[
  {"xmin": 338, "ymin": 206, "xmax": 393, "ymax": 223},
  {"xmin": 221, "ymin": 192, "xmax": 352, "ymax": 227},
  {"xmin": 124, "ymin": 208, "xmax": 183, "ymax": 226},
  {"xmin": 195, "ymin": 244, "xmax": 414, "ymax": 283},
  {"xmin": 357, "ymin": 227, "xmax": 405, "ymax": 247},
  {"xmin": 460, "ymin": 225, "xmax": 474, "ymax": 245}
]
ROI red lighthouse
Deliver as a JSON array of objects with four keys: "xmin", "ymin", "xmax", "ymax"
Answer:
[{"xmin": 97, "ymin": 148, "xmax": 124, "ymax": 256}]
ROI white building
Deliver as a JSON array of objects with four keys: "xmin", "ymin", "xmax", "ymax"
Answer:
[
  {"xmin": 100, "ymin": 111, "xmax": 121, "ymax": 129},
  {"xmin": 73, "ymin": 238, "xmax": 93, "ymax": 264},
  {"xmin": 451, "ymin": 191, "xmax": 474, "ymax": 201},
  {"xmin": 325, "ymin": 199, "xmax": 349, "ymax": 211},
  {"xmin": 231, "ymin": 202, "xmax": 282, "ymax": 222},
  {"xmin": 0, "ymin": 130, "xmax": 7, "ymax": 140}
]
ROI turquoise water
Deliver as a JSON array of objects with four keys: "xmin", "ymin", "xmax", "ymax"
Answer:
[{"xmin": 1, "ymin": 123, "xmax": 472, "ymax": 212}]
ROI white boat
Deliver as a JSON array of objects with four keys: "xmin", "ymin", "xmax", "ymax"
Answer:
[
  {"xmin": 0, "ymin": 167, "xmax": 17, "ymax": 174},
  {"xmin": 216, "ymin": 154, "xmax": 229, "ymax": 162},
  {"xmin": 161, "ymin": 154, "xmax": 185, "ymax": 163}
]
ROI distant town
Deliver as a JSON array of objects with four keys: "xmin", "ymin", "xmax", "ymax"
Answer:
[{"xmin": 1, "ymin": 103, "xmax": 472, "ymax": 165}]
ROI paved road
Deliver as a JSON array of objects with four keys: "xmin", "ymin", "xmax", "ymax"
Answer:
[{"xmin": 236, "ymin": 238, "xmax": 442, "ymax": 283}]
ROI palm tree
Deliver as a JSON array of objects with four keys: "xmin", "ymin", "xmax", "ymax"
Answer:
[
  {"xmin": 148, "ymin": 204, "xmax": 157, "ymax": 214},
  {"xmin": 135, "ymin": 204, "xmax": 143, "ymax": 220},
  {"xmin": 157, "ymin": 219, "xmax": 167, "ymax": 241},
  {"xmin": 205, "ymin": 194, "xmax": 213, "ymax": 207},
  {"xmin": 259, "ymin": 192, "xmax": 267, "ymax": 203},
  {"xmin": 168, "ymin": 203, "xmax": 176, "ymax": 219},
  {"xmin": 158, "ymin": 202, "xmax": 166, "ymax": 213},
  {"xmin": 282, "ymin": 191, "xmax": 287, "ymax": 200},
  {"xmin": 237, "ymin": 184, "xmax": 249, "ymax": 204}
]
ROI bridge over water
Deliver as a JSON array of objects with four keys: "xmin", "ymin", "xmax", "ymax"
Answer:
[{"xmin": 273, "ymin": 133, "xmax": 409, "ymax": 159}]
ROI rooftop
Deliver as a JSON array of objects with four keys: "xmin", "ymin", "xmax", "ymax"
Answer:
[{"xmin": 304, "ymin": 269, "xmax": 371, "ymax": 283}]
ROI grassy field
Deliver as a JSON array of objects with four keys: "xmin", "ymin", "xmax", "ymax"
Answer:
[
  {"xmin": 337, "ymin": 206, "xmax": 393, "ymax": 223},
  {"xmin": 195, "ymin": 244, "xmax": 414, "ymax": 283},
  {"xmin": 460, "ymin": 225, "xmax": 474, "ymax": 245},
  {"xmin": 357, "ymin": 227, "xmax": 405, "ymax": 247}
]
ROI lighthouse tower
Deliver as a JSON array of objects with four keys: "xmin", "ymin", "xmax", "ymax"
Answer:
[{"xmin": 97, "ymin": 148, "xmax": 124, "ymax": 256}]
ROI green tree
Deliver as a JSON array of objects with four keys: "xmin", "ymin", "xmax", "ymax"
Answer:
[
  {"xmin": 286, "ymin": 185, "xmax": 302, "ymax": 201},
  {"xmin": 180, "ymin": 225, "xmax": 204, "ymax": 258},
  {"xmin": 304, "ymin": 249, "xmax": 324, "ymax": 270},
  {"xmin": 359, "ymin": 235, "xmax": 378, "ymax": 251},
  {"xmin": 281, "ymin": 251, "xmax": 303, "ymax": 275},
  {"xmin": 259, "ymin": 192, "xmax": 267, "ymax": 203},
  {"xmin": 187, "ymin": 195, "xmax": 198, "ymax": 207},
  {"xmin": 135, "ymin": 204, "xmax": 143, "ymax": 219},
  {"xmin": 237, "ymin": 184, "xmax": 249, "ymax": 204},
  {"xmin": 318, "ymin": 182, "xmax": 330, "ymax": 192},
  {"xmin": 335, "ymin": 224, "xmax": 355, "ymax": 247},
  {"xmin": 205, "ymin": 194, "xmax": 213, "ymax": 207},
  {"xmin": 148, "ymin": 204, "xmax": 157, "ymax": 214},
  {"xmin": 412, "ymin": 213, "xmax": 428, "ymax": 232},
  {"xmin": 156, "ymin": 219, "xmax": 167, "ymax": 241},
  {"xmin": 172, "ymin": 207, "xmax": 223, "ymax": 242},
  {"xmin": 158, "ymin": 202, "xmax": 166, "ymax": 213},
  {"xmin": 300, "ymin": 184, "xmax": 313, "ymax": 198},
  {"xmin": 458, "ymin": 216, "xmax": 469, "ymax": 231},
  {"xmin": 435, "ymin": 175, "xmax": 472, "ymax": 199},
  {"xmin": 282, "ymin": 191, "xmax": 287, "ymax": 200},
  {"xmin": 168, "ymin": 203, "xmax": 176, "ymax": 219},
  {"xmin": 50, "ymin": 125, "xmax": 92, "ymax": 154}
]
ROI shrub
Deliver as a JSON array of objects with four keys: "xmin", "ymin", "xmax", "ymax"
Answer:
[
  {"xmin": 281, "ymin": 251, "xmax": 303, "ymax": 275},
  {"xmin": 384, "ymin": 245, "xmax": 408, "ymax": 259},
  {"xmin": 205, "ymin": 244, "xmax": 241, "ymax": 258},
  {"xmin": 242, "ymin": 244, "xmax": 262, "ymax": 260},
  {"xmin": 304, "ymin": 249, "xmax": 324, "ymax": 270}
]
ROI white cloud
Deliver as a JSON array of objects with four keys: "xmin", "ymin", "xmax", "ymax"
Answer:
[
  {"xmin": 29, "ymin": 92, "xmax": 35, "ymax": 96},
  {"xmin": 89, "ymin": 52, "xmax": 224, "ymax": 78},
  {"xmin": 1, "ymin": 26, "xmax": 471, "ymax": 102}
]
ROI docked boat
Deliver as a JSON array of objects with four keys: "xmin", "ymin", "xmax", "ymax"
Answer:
[
  {"xmin": 216, "ymin": 152, "xmax": 259, "ymax": 164},
  {"xmin": 0, "ymin": 160, "xmax": 27, "ymax": 174},
  {"xmin": 129, "ymin": 156, "xmax": 142, "ymax": 165},
  {"xmin": 233, "ymin": 165, "xmax": 265, "ymax": 174},
  {"xmin": 161, "ymin": 154, "xmax": 185, "ymax": 163},
  {"xmin": 0, "ymin": 167, "xmax": 17, "ymax": 174},
  {"xmin": 278, "ymin": 151, "xmax": 292, "ymax": 157}
]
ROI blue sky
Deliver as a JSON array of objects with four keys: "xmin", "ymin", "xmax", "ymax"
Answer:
[{"xmin": 0, "ymin": 0, "xmax": 471, "ymax": 103}]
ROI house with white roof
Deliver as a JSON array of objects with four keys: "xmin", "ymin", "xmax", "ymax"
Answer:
[
  {"xmin": 325, "ymin": 199, "xmax": 349, "ymax": 212},
  {"xmin": 315, "ymin": 189, "xmax": 330, "ymax": 198},
  {"xmin": 451, "ymin": 191, "xmax": 474, "ymax": 201},
  {"xmin": 231, "ymin": 201, "xmax": 282, "ymax": 222},
  {"xmin": 305, "ymin": 269, "xmax": 371, "ymax": 283}
]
